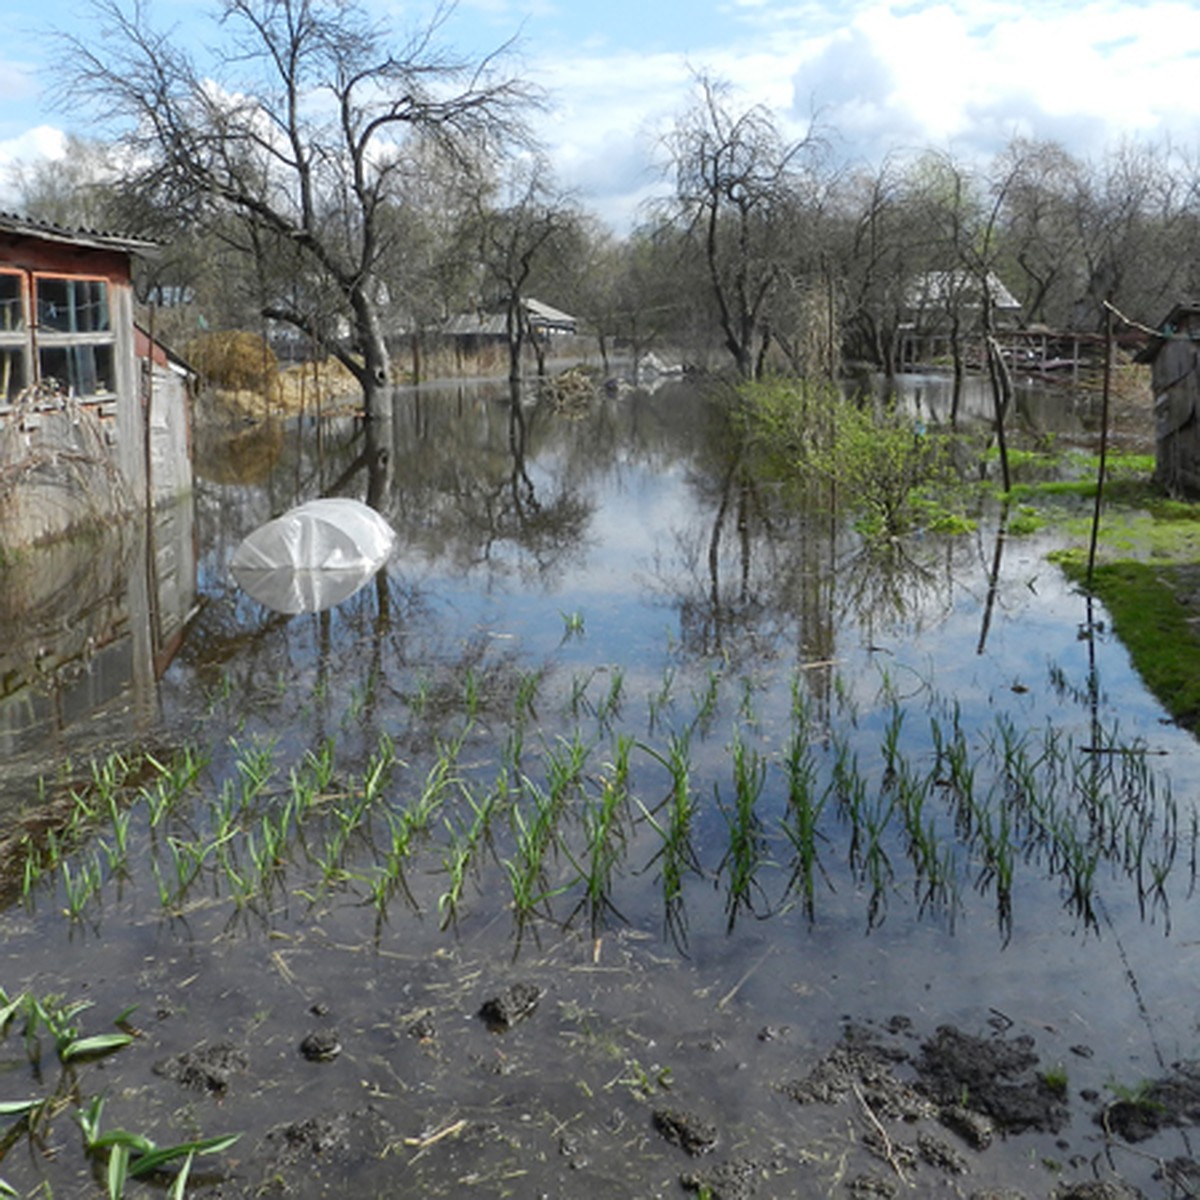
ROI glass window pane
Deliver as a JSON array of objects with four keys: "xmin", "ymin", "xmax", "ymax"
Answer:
[
  {"xmin": 36, "ymin": 277, "xmax": 110, "ymax": 333},
  {"xmin": 0, "ymin": 347, "xmax": 25, "ymax": 402},
  {"xmin": 0, "ymin": 273, "xmax": 24, "ymax": 332},
  {"xmin": 39, "ymin": 343, "xmax": 114, "ymax": 397}
]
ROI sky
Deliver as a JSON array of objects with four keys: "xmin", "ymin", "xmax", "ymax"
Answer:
[{"xmin": 2, "ymin": 0, "xmax": 1200, "ymax": 231}]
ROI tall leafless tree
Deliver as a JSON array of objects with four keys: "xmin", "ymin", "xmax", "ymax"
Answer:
[
  {"xmin": 463, "ymin": 161, "xmax": 579, "ymax": 382},
  {"xmin": 64, "ymin": 0, "xmax": 539, "ymax": 419},
  {"xmin": 663, "ymin": 72, "xmax": 824, "ymax": 380}
]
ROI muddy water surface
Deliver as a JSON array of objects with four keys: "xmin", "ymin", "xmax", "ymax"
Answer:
[{"xmin": 1, "ymin": 378, "xmax": 1199, "ymax": 1199}]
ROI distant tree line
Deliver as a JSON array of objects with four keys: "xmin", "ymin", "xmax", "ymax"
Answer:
[{"xmin": 15, "ymin": 0, "xmax": 1200, "ymax": 401}]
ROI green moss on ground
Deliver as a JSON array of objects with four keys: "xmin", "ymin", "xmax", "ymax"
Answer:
[{"xmin": 1054, "ymin": 528, "xmax": 1200, "ymax": 731}]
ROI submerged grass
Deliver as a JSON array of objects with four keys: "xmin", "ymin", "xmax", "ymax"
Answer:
[{"xmin": 5, "ymin": 619, "xmax": 1194, "ymax": 948}]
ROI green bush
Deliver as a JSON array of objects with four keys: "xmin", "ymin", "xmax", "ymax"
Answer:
[{"xmin": 739, "ymin": 379, "xmax": 957, "ymax": 538}]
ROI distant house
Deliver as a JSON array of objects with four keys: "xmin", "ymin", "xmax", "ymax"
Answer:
[
  {"xmin": 1137, "ymin": 302, "xmax": 1200, "ymax": 496},
  {"xmin": 436, "ymin": 296, "xmax": 580, "ymax": 369},
  {"xmin": 441, "ymin": 296, "xmax": 577, "ymax": 341},
  {"xmin": 900, "ymin": 270, "xmax": 1022, "ymax": 367},
  {"xmin": 905, "ymin": 270, "xmax": 1021, "ymax": 320},
  {"xmin": 0, "ymin": 212, "xmax": 192, "ymax": 545}
]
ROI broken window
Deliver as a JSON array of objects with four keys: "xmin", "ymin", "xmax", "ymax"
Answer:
[{"xmin": 39, "ymin": 344, "xmax": 114, "ymax": 397}]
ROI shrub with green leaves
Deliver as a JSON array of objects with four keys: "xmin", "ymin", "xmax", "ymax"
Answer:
[{"xmin": 739, "ymin": 379, "xmax": 958, "ymax": 538}]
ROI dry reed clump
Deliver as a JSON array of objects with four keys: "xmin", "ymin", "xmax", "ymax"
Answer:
[
  {"xmin": 189, "ymin": 334, "xmax": 362, "ymax": 422},
  {"xmin": 183, "ymin": 330, "xmax": 280, "ymax": 395},
  {"xmin": 276, "ymin": 358, "xmax": 361, "ymax": 414}
]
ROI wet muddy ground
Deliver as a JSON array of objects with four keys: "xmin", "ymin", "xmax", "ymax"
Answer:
[{"xmin": 11, "ymin": 922, "xmax": 1193, "ymax": 1199}]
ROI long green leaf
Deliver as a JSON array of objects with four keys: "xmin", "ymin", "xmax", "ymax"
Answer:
[
  {"xmin": 167, "ymin": 1150, "xmax": 195, "ymax": 1200},
  {"xmin": 0, "ymin": 1099, "xmax": 41, "ymax": 1117},
  {"xmin": 129, "ymin": 1132, "xmax": 240, "ymax": 1177},
  {"xmin": 107, "ymin": 1142, "xmax": 130, "ymax": 1200},
  {"xmin": 77, "ymin": 1095, "xmax": 104, "ymax": 1146},
  {"xmin": 0, "ymin": 993, "xmax": 26, "ymax": 1031},
  {"xmin": 90, "ymin": 1129, "xmax": 156, "ymax": 1155},
  {"xmin": 61, "ymin": 1032, "xmax": 134, "ymax": 1062}
]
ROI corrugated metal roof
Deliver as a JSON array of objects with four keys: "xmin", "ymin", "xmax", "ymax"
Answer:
[
  {"xmin": 441, "ymin": 297, "xmax": 578, "ymax": 337},
  {"xmin": 907, "ymin": 270, "xmax": 1021, "ymax": 312},
  {"xmin": 0, "ymin": 211, "xmax": 159, "ymax": 255}
]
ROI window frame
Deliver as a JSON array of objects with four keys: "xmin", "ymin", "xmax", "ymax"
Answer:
[
  {"xmin": 32, "ymin": 271, "xmax": 117, "ymax": 400},
  {"xmin": 0, "ymin": 269, "xmax": 30, "ymax": 405}
]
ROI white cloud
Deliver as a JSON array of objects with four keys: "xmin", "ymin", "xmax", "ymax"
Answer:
[
  {"xmin": 8, "ymin": 0, "xmax": 1200, "ymax": 235},
  {"xmin": 0, "ymin": 124, "xmax": 66, "ymax": 169}
]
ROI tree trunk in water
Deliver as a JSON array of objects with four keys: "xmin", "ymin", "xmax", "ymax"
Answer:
[
  {"xmin": 351, "ymin": 289, "xmax": 392, "ymax": 423},
  {"xmin": 506, "ymin": 298, "xmax": 523, "ymax": 383},
  {"xmin": 950, "ymin": 310, "xmax": 964, "ymax": 428},
  {"xmin": 985, "ymin": 335, "xmax": 1013, "ymax": 493}
]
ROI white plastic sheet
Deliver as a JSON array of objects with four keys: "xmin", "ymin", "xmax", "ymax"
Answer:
[{"xmin": 230, "ymin": 498, "xmax": 396, "ymax": 614}]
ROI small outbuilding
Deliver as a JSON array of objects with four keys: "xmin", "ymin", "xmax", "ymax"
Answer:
[
  {"xmin": 0, "ymin": 212, "xmax": 192, "ymax": 546},
  {"xmin": 899, "ymin": 270, "xmax": 1022, "ymax": 368},
  {"xmin": 437, "ymin": 296, "xmax": 579, "ymax": 375},
  {"xmin": 1136, "ymin": 302, "xmax": 1200, "ymax": 497}
]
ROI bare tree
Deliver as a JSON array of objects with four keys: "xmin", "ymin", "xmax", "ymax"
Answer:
[
  {"xmin": 989, "ymin": 138, "xmax": 1086, "ymax": 326},
  {"xmin": 662, "ymin": 72, "xmax": 824, "ymax": 380},
  {"xmin": 64, "ymin": 0, "xmax": 538, "ymax": 419},
  {"xmin": 463, "ymin": 161, "xmax": 580, "ymax": 382}
]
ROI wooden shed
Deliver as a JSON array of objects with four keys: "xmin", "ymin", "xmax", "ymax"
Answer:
[
  {"xmin": 1137, "ymin": 302, "xmax": 1200, "ymax": 497},
  {"xmin": 0, "ymin": 212, "xmax": 192, "ymax": 546}
]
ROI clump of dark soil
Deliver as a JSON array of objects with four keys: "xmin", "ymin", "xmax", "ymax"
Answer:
[
  {"xmin": 777, "ymin": 1018, "xmax": 1082, "ymax": 1198},
  {"xmin": 252, "ymin": 1105, "xmax": 395, "ymax": 1195},
  {"xmin": 262, "ymin": 1106, "xmax": 390, "ymax": 1164},
  {"xmin": 478, "ymin": 980, "xmax": 542, "ymax": 1030},
  {"xmin": 1098, "ymin": 1059, "xmax": 1200, "ymax": 1142},
  {"xmin": 680, "ymin": 1156, "xmax": 765, "ymax": 1199},
  {"xmin": 298, "ymin": 1028, "xmax": 341, "ymax": 1061},
  {"xmin": 153, "ymin": 1040, "xmax": 248, "ymax": 1095},
  {"xmin": 653, "ymin": 1106, "xmax": 719, "ymax": 1155},
  {"xmin": 782, "ymin": 1027, "xmax": 934, "ymax": 1122},
  {"xmin": 917, "ymin": 1024, "xmax": 1069, "ymax": 1133}
]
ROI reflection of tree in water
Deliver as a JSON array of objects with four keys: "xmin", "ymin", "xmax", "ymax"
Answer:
[
  {"xmin": 385, "ymin": 384, "xmax": 593, "ymax": 586},
  {"xmin": 471, "ymin": 390, "xmax": 593, "ymax": 581},
  {"xmin": 673, "ymin": 454, "xmax": 775, "ymax": 662},
  {"xmin": 648, "ymin": 421, "xmax": 982, "ymax": 726},
  {"xmin": 834, "ymin": 538, "xmax": 959, "ymax": 646},
  {"xmin": 647, "ymin": 410, "xmax": 838, "ymax": 681},
  {"xmin": 192, "ymin": 397, "xmax": 287, "ymax": 487}
]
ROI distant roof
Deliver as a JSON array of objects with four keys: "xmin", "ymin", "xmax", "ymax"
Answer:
[
  {"xmin": 523, "ymin": 298, "xmax": 577, "ymax": 331},
  {"xmin": 0, "ymin": 211, "xmax": 159, "ymax": 256},
  {"xmin": 907, "ymin": 270, "xmax": 1021, "ymax": 312},
  {"xmin": 442, "ymin": 297, "xmax": 578, "ymax": 337}
]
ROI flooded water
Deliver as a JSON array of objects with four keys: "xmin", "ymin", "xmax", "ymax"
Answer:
[{"xmin": 2, "ymin": 376, "xmax": 1199, "ymax": 1199}]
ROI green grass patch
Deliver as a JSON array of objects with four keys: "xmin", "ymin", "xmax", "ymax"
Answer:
[{"xmin": 1055, "ymin": 553, "xmax": 1200, "ymax": 728}]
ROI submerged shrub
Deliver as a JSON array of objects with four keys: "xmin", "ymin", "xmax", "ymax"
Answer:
[{"xmin": 739, "ymin": 378, "xmax": 959, "ymax": 538}]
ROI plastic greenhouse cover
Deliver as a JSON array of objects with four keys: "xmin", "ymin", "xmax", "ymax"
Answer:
[{"xmin": 230, "ymin": 498, "xmax": 396, "ymax": 614}]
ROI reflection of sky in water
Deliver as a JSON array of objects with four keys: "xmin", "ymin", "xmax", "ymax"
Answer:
[{"xmin": 3, "ymin": 382, "xmax": 1199, "ymax": 1196}]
